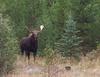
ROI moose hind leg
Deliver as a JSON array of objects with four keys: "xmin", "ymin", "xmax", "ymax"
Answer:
[{"xmin": 21, "ymin": 49, "xmax": 24, "ymax": 55}]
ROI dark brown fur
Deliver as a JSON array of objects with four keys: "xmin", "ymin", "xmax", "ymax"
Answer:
[{"xmin": 20, "ymin": 32, "xmax": 38, "ymax": 61}]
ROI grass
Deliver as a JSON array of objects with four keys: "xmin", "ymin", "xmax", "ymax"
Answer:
[{"xmin": 6, "ymin": 47, "xmax": 100, "ymax": 77}]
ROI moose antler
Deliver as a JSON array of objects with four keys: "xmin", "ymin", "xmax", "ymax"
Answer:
[
  {"xmin": 25, "ymin": 26, "xmax": 33, "ymax": 33},
  {"xmin": 32, "ymin": 25, "xmax": 44, "ymax": 32},
  {"xmin": 25, "ymin": 24, "xmax": 44, "ymax": 36},
  {"xmin": 40, "ymin": 25, "xmax": 44, "ymax": 31}
]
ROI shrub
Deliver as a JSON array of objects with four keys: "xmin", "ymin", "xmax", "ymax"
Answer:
[{"xmin": 0, "ymin": 13, "xmax": 18, "ymax": 75}]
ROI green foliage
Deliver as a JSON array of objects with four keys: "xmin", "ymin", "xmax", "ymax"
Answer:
[
  {"xmin": 0, "ymin": 13, "xmax": 18, "ymax": 75},
  {"xmin": 0, "ymin": 1, "xmax": 99, "ymax": 74},
  {"xmin": 72, "ymin": 0, "xmax": 96, "ymax": 23},
  {"xmin": 56, "ymin": 15, "xmax": 82, "ymax": 59},
  {"xmin": 43, "ymin": 47, "xmax": 55, "ymax": 65},
  {"xmin": 71, "ymin": 0, "xmax": 100, "ymax": 54},
  {"xmin": 1, "ymin": 0, "xmax": 99, "ymax": 56}
]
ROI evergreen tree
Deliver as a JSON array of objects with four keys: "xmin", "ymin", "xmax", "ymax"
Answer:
[
  {"xmin": 72, "ymin": 0, "xmax": 99, "ymax": 55},
  {"xmin": 56, "ymin": 15, "xmax": 82, "ymax": 58}
]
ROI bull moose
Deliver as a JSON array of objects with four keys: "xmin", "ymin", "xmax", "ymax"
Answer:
[{"xmin": 20, "ymin": 25, "xmax": 44, "ymax": 62}]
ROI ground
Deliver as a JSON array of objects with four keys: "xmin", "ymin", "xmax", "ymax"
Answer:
[{"xmin": 6, "ymin": 52, "xmax": 100, "ymax": 77}]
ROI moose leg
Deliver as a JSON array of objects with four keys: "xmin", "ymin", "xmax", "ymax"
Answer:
[
  {"xmin": 21, "ymin": 49, "xmax": 24, "ymax": 55},
  {"xmin": 25, "ymin": 51, "xmax": 30, "ymax": 65},
  {"xmin": 33, "ymin": 51, "xmax": 37, "ymax": 62},
  {"xmin": 20, "ymin": 49, "xmax": 25, "ymax": 63}
]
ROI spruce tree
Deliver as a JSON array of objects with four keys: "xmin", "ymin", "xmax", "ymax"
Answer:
[{"xmin": 56, "ymin": 15, "xmax": 81, "ymax": 58}]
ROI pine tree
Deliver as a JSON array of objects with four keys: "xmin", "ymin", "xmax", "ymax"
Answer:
[{"xmin": 56, "ymin": 15, "xmax": 82, "ymax": 58}]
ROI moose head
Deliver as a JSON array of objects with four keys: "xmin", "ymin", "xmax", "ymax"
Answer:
[{"xmin": 27, "ymin": 25, "xmax": 44, "ymax": 38}]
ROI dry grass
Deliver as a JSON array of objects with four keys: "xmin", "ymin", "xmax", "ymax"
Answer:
[{"xmin": 5, "ymin": 48, "xmax": 100, "ymax": 77}]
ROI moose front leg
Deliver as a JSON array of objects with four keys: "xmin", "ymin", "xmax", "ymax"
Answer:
[
  {"xmin": 32, "ymin": 51, "xmax": 37, "ymax": 63},
  {"xmin": 24, "ymin": 51, "xmax": 31, "ymax": 65}
]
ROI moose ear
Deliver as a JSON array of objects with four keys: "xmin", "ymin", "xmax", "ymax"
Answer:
[{"xmin": 40, "ymin": 25, "xmax": 44, "ymax": 31}]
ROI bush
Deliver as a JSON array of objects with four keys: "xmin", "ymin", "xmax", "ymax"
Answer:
[{"xmin": 0, "ymin": 13, "xmax": 18, "ymax": 75}]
